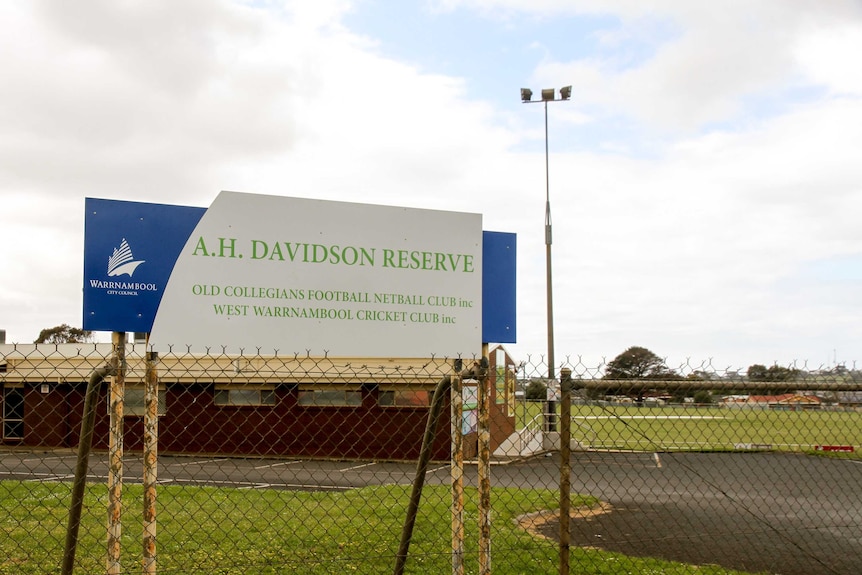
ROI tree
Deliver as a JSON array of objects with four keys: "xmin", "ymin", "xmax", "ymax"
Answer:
[
  {"xmin": 605, "ymin": 346, "xmax": 676, "ymax": 380},
  {"xmin": 34, "ymin": 324, "xmax": 94, "ymax": 344},
  {"xmin": 603, "ymin": 346, "xmax": 677, "ymax": 404},
  {"xmin": 747, "ymin": 364, "xmax": 800, "ymax": 382},
  {"xmin": 525, "ymin": 379, "xmax": 547, "ymax": 401},
  {"xmin": 747, "ymin": 364, "xmax": 769, "ymax": 381}
]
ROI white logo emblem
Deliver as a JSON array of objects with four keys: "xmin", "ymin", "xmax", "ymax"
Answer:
[{"xmin": 107, "ymin": 239, "xmax": 146, "ymax": 277}]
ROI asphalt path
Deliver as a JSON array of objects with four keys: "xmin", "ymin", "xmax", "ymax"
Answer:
[
  {"xmin": 2, "ymin": 450, "xmax": 860, "ymax": 574},
  {"xmin": 532, "ymin": 452, "xmax": 862, "ymax": 575}
]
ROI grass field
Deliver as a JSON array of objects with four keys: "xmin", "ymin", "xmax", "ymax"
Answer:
[
  {"xmin": 516, "ymin": 401, "xmax": 861, "ymax": 456},
  {"xmin": 0, "ymin": 480, "xmax": 764, "ymax": 575}
]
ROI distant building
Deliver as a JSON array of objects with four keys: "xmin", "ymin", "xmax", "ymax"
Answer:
[
  {"xmin": 744, "ymin": 394, "xmax": 821, "ymax": 411},
  {"xmin": 834, "ymin": 392, "xmax": 862, "ymax": 408},
  {"xmin": 1, "ymin": 343, "xmax": 519, "ymax": 460}
]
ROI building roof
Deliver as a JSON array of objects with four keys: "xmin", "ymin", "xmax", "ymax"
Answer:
[{"xmin": 746, "ymin": 394, "xmax": 821, "ymax": 404}]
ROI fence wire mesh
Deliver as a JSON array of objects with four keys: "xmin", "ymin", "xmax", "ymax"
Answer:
[{"xmin": 1, "ymin": 343, "xmax": 860, "ymax": 574}]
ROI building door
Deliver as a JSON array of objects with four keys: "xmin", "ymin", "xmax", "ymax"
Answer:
[{"xmin": 2, "ymin": 387, "xmax": 24, "ymax": 441}]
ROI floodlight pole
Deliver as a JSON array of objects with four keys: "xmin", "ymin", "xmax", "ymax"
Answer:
[
  {"xmin": 522, "ymin": 86, "xmax": 570, "ymax": 381},
  {"xmin": 543, "ymin": 98, "xmax": 554, "ymax": 381}
]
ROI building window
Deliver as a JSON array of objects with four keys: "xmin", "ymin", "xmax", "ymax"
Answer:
[
  {"xmin": 214, "ymin": 387, "xmax": 276, "ymax": 406},
  {"xmin": 298, "ymin": 388, "xmax": 362, "ymax": 407},
  {"xmin": 378, "ymin": 389, "xmax": 431, "ymax": 407},
  {"xmin": 124, "ymin": 387, "xmax": 167, "ymax": 416},
  {"xmin": 3, "ymin": 386, "xmax": 25, "ymax": 440}
]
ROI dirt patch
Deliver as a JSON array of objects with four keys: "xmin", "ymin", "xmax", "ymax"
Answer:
[{"xmin": 515, "ymin": 501, "xmax": 612, "ymax": 541}]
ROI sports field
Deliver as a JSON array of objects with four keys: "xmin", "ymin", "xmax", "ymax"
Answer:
[{"xmin": 517, "ymin": 402, "xmax": 861, "ymax": 455}]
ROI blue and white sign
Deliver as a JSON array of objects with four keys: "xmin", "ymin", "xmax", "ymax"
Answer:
[
  {"xmin": 83, "ymin": 198, "xmax": 204, "ymax": 333},
  {"xmin": 83, "ymin": 192, "xmax": 516, "ymax": 356}
]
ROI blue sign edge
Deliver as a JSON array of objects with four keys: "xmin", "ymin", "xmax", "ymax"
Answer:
[{"xmin": 482, "ymin": 230, "xmax": 517, "ymax": 344}]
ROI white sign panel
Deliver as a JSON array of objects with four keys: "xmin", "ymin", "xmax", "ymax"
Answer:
[{"xmin": 149, "ymin": 191, "xmax": 482, "ymax": 357}]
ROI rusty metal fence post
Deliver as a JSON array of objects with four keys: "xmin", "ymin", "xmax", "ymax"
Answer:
[
  {"xmin": 559, "ymin": 367, "xmax": 572, "ymax": 575},
  {"xmin": 451, "ymin": 362, "xmax": 465, "ymax": 575},
  {"xmin": 107, "ymin": 331, "xmax": 126, "ymax": 575},
  {"xmin": 478, "ymin": 354, "xmax": 491, "ymax": 575},
  {"xmin": 143, "ymin": 350, "xmax": 159, "ymax": 575}
]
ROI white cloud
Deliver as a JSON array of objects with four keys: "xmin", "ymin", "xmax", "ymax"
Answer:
[
  {"xmin": 491, "ymin": 1, "xmax": 862, "ymax": 133},
  {"xmin": 795, "ymin": 23, "xmax": 862, "ymax": 96}
]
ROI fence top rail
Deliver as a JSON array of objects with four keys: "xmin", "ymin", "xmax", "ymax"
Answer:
[
  {"xmin": 576, "ymin": 379, "xmax": 862, "ymax": 392},
  {"xmin": 1, "ymin": 344, "xmax": 460, "ymax": 384},
  {"xmin": 0, "ymin": 342, "xmax": 476, "ymax": 360}
]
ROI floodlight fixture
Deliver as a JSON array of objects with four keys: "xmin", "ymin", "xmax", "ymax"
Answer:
[
  {"xmin": 560, "ymin": 85, "xmax": 572, "ymax": 100},
  {"xmin": 541, "ymin": 88, "xmax": 555, "ymax": 101},
  {"xmin": 520, "ymin": 88, "xmax": 533, "ymax": 102}
]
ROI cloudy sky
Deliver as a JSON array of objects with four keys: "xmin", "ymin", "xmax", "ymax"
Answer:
[{"xmin": 1, "ymin": 0, "xmax": 860, "ymax": 373}]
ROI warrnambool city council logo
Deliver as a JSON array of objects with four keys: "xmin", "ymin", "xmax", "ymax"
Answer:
[
  {"xmin": 88, "ymin": 238, "xmax": 157, "ymax": 296},
  {"xmin": 108, "ymin": 238, "xmax": 145, "ymax": 277}
]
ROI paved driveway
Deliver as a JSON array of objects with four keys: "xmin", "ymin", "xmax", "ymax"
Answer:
[{"xmin": 525, "ymin": 452, "xmax": 862, "ymax": 575}]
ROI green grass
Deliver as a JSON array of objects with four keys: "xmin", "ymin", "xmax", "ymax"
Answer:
[
  {"xmin": 516, "ymin": 402, "xmax": 861, "ymax": 457},
  {"xmin": 0, "ymin": 480, "xmax": 762, "ymax": 575},
  {"xmin": 515, "ymin": 399, "xmax": 546, "ymax": 427}
]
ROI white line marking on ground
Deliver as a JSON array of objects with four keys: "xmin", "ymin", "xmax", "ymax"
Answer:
[
  {"xmin": 253, "ymin": 460, "xmax": 303, "ymax": 470},
  {"xmin": 168, "ymin": 478, "xmax": 349, "ymax": 491},
  {"xmin": 653, "ymin": 453, "xmax": 662, "ymax": 468},
  {"xmin": 0, "ymin": 471, "xmax": 61, "ymax": 478},
  {"xmin": 340, "ymin": 462, "xmax": 376, "ymax": 472},
  {"xmin": 175, "ymin": 458, "xmax": 230, "ymax": 466}
]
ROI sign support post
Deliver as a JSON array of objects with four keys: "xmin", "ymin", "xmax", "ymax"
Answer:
[
  {"xmin": 451, "ymin": 360, "xmax": 464, "ymax": 575},
  {"xmin": 478, "ymin": 347, "xmax": 491, "ymax": 575},
  {"xmin": 143, "ymin": 348, "xmax": 159, "ymax": 574},
  {"xmin": 106, "ymin": 331, "xmax": 126, "ymax": 575}
]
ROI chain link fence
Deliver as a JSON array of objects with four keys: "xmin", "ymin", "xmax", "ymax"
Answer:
[{"xmin": 1, "ymin": 342, "xmax": 860, "ymax": 574}]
